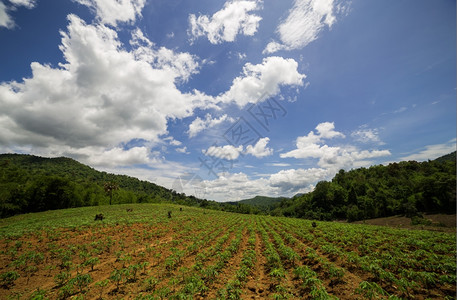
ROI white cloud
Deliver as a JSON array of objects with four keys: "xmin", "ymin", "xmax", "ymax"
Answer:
[
  {"xmin": 269, "ymin": 168, "xmax": 328, "ymax": 193},
  {"xmin": 0, "ymin": 0, "xmax": 36, "ymax": 29},
  {"xmin": 281, "ymin": 122, "xmax": 343, "ymax": 158},
  {"xmin": 9, "ymin": 0, "xmax": 35, "ymax": 8},
  {"xmin": 217, "ymin": 56, "xmax": 306, "ymax": 107},
  {"xmin": 163, "ymin": 137, "xmax": 182, "ymax": 146},
  {"xmin": 202, "ymin": 172, "xmax": 274, "ymax": 201},
  {"xmin": 202, "ymin": 137, "xmax": 272, "ymax": 161},
  {"xmin": 245, "ymin": 137, "xmax": 273, "ymax": 157},
  {"xmin": 281, "ymin": 122, "xmax": 391, "ymax": 172},
  {"xmin": 351, "ymin": 127, "xmax": 384, "ymax": 144},
  {"xmin": 188, "ymin": 114, "xmax": 234, "ymax": 138},
  {"xmin": 74, "ymin": 0, "xmax": 146, "ymax": 26},
  {"xmin": 201, "ymin": 167, "xmax": 328, "ymax": 201},
  {"xmin": 0, "ymin": 12, "xmax": 307, "ymax": 173},
  {"xmin": 316, "ymin": 148, "xmax": 391, "ymax": 171},
  {"xmin": 0, "ymin": 2, "xmax": 13, "ymax": 29},
  {"xmin": 315, "ymin": 121, "xmax": 345, "ymax": 139},
  {"xmin": 188, "ymin": 0, "xmax": 262, "ymax": 44},
  {"xmin": 84, "ymin": 146, "xmax": 152, "ymax": 167},
  {"xmin": 400, "ymin": 139, "xmax": 456, "ymax": 161},
  {"xmin": 267, "ymin": 162, "xmax": 291, "ymax": 167},
  {"xmin": 264, "ymin": 0, "xmax": 341, "ymax": 53},
  {"xmin": 176, "ymin": 146, "xmax": 190, "ymax": 154},
  {"xmin": 263, "ymin": 41, "xmax": 283, "ymax": 55},
  {"xmin": 0, "ymin": 15, "xmax": 218, "ymax": 169},
  {"xmin": 130, "ymin": 29, "xmax": 201, "ymax": 82},
  {"xmin": 203, "ymin": 144, "xmax": 243, "ymax": 161}
]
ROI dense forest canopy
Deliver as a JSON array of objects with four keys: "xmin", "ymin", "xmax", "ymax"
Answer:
[
  {"xmin": 0, "ymin": 154, "xmax": 254, "ymax": 218},
  {"xmin": 271, "ymin": 152, "xmax": 456, "ymax": 221},
  {"xmin": 0, "ymin": 152, "xmax": 455, "ymax": 220}
]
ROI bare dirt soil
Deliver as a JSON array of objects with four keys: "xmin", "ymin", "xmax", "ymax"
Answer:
[{"xmin": 0, "ymin": 208, "xmax": 455, "ymax": 299}]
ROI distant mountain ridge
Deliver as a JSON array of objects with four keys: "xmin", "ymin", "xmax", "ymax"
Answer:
[{"xmin": 237, "ymin": 196, "xmax": 287, "ymax": 207}]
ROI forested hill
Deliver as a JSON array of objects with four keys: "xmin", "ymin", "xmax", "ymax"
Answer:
[
  {"xmin": 237, "ymin": 196, "xmax": 286, "ymax": 207},
  {"xmin": 434, "ymin": 151, "xmax": 456, "ymax": 163},
  {"xmin": 271, "ymin": 152, "xmax": 456, "ymax": 221},
  {"xmin": 0, "ymin": 154, "xmax": 229, "ymax": 218},
  {"xmin": 0, "ymin": 153, "xmax": 173, "ymax": 196},
  {"xmin": 1, "ymin": 152, "xmax": 455, "ymax": 220}
]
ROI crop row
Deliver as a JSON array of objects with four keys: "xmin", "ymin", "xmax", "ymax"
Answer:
[{"xmin": 274, "ymin": 217, "xmax": 456, "ymax": 299}]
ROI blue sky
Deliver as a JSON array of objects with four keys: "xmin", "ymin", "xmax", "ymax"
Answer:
[{"xmin": 0, "ymin": 0, "xmax": 455, "ymax": 201}]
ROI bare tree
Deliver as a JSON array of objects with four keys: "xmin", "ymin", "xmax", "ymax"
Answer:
[{"xmin": 104, "ymin": 181, "xmax": 118, "ymax": 205}]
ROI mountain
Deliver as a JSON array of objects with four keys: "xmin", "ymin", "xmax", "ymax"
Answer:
[
  {"xmin": 0, "ymin": 153, "xmax": 246, "ymax": 218},
  {"xmin": 237, "ymin": 196, "xmax": 286, "ymax": 207},
  {"xmin": 0, "ymin": 153, "xmax": 172, "ymax": 198}
]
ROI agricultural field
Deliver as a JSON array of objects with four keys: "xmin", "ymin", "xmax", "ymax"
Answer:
[{"xmin": 0, "ymin": 204, "xmax": 455, "ymax": 299}]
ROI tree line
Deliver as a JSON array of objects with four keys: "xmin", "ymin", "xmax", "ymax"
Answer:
[
  {"xmin": 0, "ymin": 154, "xmax": 261, "ymax": 218},
  {"xmin": 0, "ymin": 153, "xmax": 455, "ymax": 220},
  {"xmin": 270, "ymin": 153, "xmax": 456, "ymax": 221}
]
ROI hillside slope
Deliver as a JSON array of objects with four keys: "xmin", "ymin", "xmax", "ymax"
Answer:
[
  {"xmin": 434, "ymin": 151, "xmax": 456, "ymax": 163},
  {"xmin": 237, "ymin": 196, "xmax": 286, "ymax": 207},
  {"xmin": 271, "ymin": 155, "xmax": 456, "ymax": 221},
  {"xmin": 0, "ymin": 154, "xmax": 228, "ymax": 218},
  {"xmin": 0, "ymin": 153, "xmax": 170, "ymax": 196}
]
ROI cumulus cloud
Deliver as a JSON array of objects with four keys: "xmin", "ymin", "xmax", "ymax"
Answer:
[
  {"xmin": 163, "ymin": 137, "xmax": 182, "ymax": 146},
  {"xmin": 269, "ymin": 168, "xmax": 328, "ymax": 193},
  {"xmin": 316, "ymin": 122, "xmax": 345, "ymax": 139},
  {"xmin": 202, "ymin": 137, "xmax": 273, "ymax": 161},
  {"xmin": 264, "ymin": 0, "xmax": 344, "ymax": 53},
  {"xmin": 84, "ymin": 146, "xmax": 152, "ymax": 167},
  {"xmin": 280, "ymin": 122, "xmax": 343, "ymax": 159},
  {"xmin": 188, "ymin": 0, "xmax": 262, "ymax": 44},
  {"xmin": 202, "ymin": 172, "xmax": 274, "ymax": 201},
  {"xmin": 176, "ymin": 146, "xmax": 190, "ymax": 154},
  {"xmin": 245, "ymin": 137, "xmax": 273, "ymax": 157},
  {"xmin": 202, "ymin": 167, "xmax": 327, "ymax": 201},
  {"xmin": 194, "ymin": 122, "xmax": 391, "ymax": 200},
  {"xmin": 217, "ymin": 56, "xmax": 306, "ymax": 107},
  {"xmin": 400, "ymin": 139, "xmax": 456, "ymax": 161},
  {"xmin": 130, "ymin": 29, "xmax": 201, "ymax": 82},
  {"xmin": 0, "ymin": 11, "xmax": 308, "ymax": 171},
  {"xmin": 0, "ymin": 0, "xmax": 36, "ymax": 29},
  {"xmin": 281, "ymin": 122, "xmax": 391, "ymax": 171},
  {"xmin": 203, "ymin": 144, "xmax": 243, "ymax": 161},
  {"xmin": 188, "ymin": 114, "xmax": 234, "ymax": 138},
  {"xmin": 0, "ymin": 15, "xmax": 217, "ymax": 167},
  {"xmin": 74, "ymin": 0, "xmax": 146, "ymax": 26}
]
